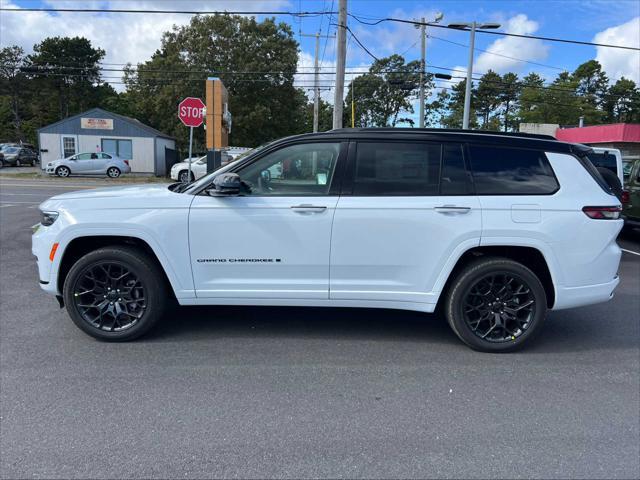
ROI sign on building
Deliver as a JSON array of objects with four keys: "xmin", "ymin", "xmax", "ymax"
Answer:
[{"xmin": 81, "ymin": 117, "xmax": 114, "ymax": 130}]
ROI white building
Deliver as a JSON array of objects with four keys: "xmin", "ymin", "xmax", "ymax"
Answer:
[{"xmin": 38, "ymin": 108, "xmax": 176, "ymax": 175}]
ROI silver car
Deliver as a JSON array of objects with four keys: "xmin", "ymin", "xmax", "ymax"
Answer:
[{"xmin": 45, "ymin": 152, "xmax": 132, "ymax": 178}]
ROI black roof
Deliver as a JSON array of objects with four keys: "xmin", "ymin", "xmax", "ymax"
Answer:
[{"xmin": 277, "ymin": 127, "xmax": 591, "ymax": 156}]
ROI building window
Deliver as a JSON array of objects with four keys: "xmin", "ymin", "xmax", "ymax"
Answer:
[
  {"xmin": 62, "ymin": 136, "xmax": 76, "ymax": 158},
  {"xmin": 101, "ymin": 139, "xmax": 133, "ymax": 159}
]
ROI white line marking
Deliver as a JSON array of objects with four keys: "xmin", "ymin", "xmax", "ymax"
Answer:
[
  {"xmin": 0, "ymin": 204, "xmax": 15, "ymax": 208},
  {"xmin": 0, "ymin": 200, "xmax": 40, "ymax": 204},
  {"xmin": 621, "ymin": 248, "xmax": 640, "ymax": 257},
  {"xmin": 0, "ymin": 192, "xmax": 51, "ymax": 196}
]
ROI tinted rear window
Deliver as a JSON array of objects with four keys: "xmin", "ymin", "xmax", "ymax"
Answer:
[
  {"xmin": 353, "ymin": 142, "xmax": 441, "ymax": 195},
  {"xmin": 588, "ymin": 152, "xmax": 617, "ymax": 175},
  {"xmin": 468, "ymin": 145, "xmax": 559, "ymax": 195}
]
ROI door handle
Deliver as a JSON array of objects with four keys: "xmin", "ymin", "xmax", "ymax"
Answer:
[
  {"xmin": 290, "ymin": 204, "xmax": 327, "ymax": 214},
  {"xmin": 434, "ymin": 205, "xmax": 471, "ymax": 214}
]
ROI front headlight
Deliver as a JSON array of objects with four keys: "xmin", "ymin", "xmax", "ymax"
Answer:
[{"xmin": 41, "ymin": 210, "xmax": 59, "ymax": 226}]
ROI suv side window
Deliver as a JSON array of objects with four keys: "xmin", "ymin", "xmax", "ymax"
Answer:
[
  {"xmin": 441, "ymin": 143, "xmax": 472, "ymax": 195},
  {"xmin": 238, "ymin": 142, "xmax": 340, "ymax": 196},
  {"xmin": 353, "ymin": 141, "xmax": 441, "ymax": 195},
  {"xmin": 469, "ymin": 145, "xmax": 558, "ymax": 195}
]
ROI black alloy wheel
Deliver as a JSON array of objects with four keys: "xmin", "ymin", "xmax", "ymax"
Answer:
[
  {"xmin": 71, "ymin": 261, "xmax": 146, "ymax": 332},
  {"xmin": 63, "ymin": 246, "xmax": 168, "ymax": 341},
  {"xmin": 445, "ymin": 257, "xmax": 547, "ymax": 352},
  {"xmin": 462, "ymin": 273, "xmax": 535, "ymax": 342}
]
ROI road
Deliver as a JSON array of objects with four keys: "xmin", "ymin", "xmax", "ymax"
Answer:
[{"xmin": 1, "ymin": 178, "xmax": 639, "ymax": 479}]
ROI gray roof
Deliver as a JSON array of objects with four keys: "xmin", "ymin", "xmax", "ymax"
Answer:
[{"xmin": 38, "ymin": 108, "xmax": 175, "ymax": 140}]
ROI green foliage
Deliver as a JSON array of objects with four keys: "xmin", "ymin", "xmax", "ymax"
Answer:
[
  {"xmin": 346, "ymin": 54, "xmax": 425, "ymax": 127},
  {"xmin": 123, "ymin": 14, "xmax": 307, "ymax": 148}
]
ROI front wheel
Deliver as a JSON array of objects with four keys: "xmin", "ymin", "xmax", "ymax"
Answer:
[
  {"xmin": 56, "ymin": 166, "xmax": 71, "ymax": 177},
  {"xmin": 63, "ymin": 246, "xmax": 168, "ymax": 341},
  {"xmin": 178, "ymin": 170, "xmax": 194, "ymax": 183},
  {"xmin": 107, "ymin": 167, "xmax": 121, "ymax": 178},
  {"xmin": 444, "ymin": 257, "xmax": 547, "ymax": 352}
]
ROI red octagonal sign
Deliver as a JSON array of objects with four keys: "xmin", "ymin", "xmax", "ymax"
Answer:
[{"xmin": 178, "ymin": 97, "xmax": 205, "ymax": 127}]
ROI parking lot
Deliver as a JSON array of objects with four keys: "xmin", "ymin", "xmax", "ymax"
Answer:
[{"xmin": 0, "ymin": 177, "xmax": 638, "ymax": 479}]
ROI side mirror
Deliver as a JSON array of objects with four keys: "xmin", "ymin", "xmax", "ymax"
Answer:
[{"xmin": 210, "ymin": 172, "xmax": 243, "ymax": 195}]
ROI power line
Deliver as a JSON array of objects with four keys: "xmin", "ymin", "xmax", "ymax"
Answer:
[
  {"xmin": 348, "ymin": 13, "xmax": 640, "ymax": 51},
  {"xmin": 0, "ymin": 7, "xmax": 331, "ymax": 17},
  {"xmin": 3, "ymin": 5, "xmax": 638, "ymax": 51},
  {"xmin": 345, "ymin": 26, "xmax": 379, "ymax": 62}
]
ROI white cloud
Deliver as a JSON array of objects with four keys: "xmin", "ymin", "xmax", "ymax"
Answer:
[
  {"xmin": 0, "ymin": 0, "xmax": 291, "ymax": 90},
  {"xmin": 593, "ymin": 17, "xmax": 640, "ymax": 83},
  {"xmin": 473, "ymin": 14, "xmax": 549, "ymax": 74}
]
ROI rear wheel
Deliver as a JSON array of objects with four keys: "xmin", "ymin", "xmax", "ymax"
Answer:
[
  {"xmin": 445, "ymin": 257, "xmax": 547, "ymax": 352},
  {"xmin": 16, "ymin": 159, "xmax": 21, "ymax": 167},
  {"xmin": 56, "ymin": 166, "xmax": 70, "ymax": 177},
  {"xmin": 63, "ymin": 246, "xmax": 168, "ymax": 341},
  {"xmin": 107, "ymin": 167, "xmax": 121, "ymax": 178}
]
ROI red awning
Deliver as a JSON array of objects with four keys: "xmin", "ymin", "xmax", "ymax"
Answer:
[{"xmin": 555, "ymin": 123, "xmax": 640, "ymax": 144}]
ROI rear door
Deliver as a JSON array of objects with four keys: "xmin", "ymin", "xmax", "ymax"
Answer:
[{"xmin": 329, "ymin": 140, "xmax": 481, "ymax": 306}]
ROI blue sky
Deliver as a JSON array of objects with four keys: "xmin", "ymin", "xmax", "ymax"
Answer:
[{"xmin": 1, "ymin": 0, "xmax": 639, "ymax": 94}]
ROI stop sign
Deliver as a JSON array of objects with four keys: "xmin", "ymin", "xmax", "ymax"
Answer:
[{"xmin": 178, "ymin": 97, "xmax": 205, "ymax": 127}]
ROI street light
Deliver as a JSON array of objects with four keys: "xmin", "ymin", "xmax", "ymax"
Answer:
[
  {"xmin": 415, "ymin": 13, "xmax": 444, "ymax": 128},
  {"xmin": 448, "ymin": 21, "xmax": 501, "ymax": 129}
]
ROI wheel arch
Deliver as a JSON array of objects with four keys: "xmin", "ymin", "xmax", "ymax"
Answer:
[
  {"xmin": 56, "ymin": 235, "xmax": 177, "ymax": 300},
  {"xmin": 436, "ymin": 245, "xmax": 556, "ymax": 309}
]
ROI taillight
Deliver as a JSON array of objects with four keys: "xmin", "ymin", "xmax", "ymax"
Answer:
[
  {"xmin": 582, "ymin": 206, "xmax": 622, "ymax": 219},
  {"xmin": 621, "ymin": 190, "xmax": 630, "ymax": 205},
  {"xmin": 124, "ymin": 160, "xmax": 129, "ymax": 166}
]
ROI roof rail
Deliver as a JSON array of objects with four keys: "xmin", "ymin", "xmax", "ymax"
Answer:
[{"xmin": 328, "ymin": 127, "xmax": 557, "ymax": 141}]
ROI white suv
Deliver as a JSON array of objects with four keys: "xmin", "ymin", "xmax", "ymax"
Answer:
[{"xmin": 32, "ymin": 129, "xmax": 623, "ymax": 352}]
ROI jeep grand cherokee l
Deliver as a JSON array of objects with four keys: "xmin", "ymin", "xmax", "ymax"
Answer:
[{"xmin": 32, "ymin": 129, "xmax": 623, "ymax": 352}]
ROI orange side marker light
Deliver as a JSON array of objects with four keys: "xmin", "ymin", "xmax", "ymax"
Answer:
[{"xmin": 49, "ymin": 243, "xmax": 59, "ymax": 261}]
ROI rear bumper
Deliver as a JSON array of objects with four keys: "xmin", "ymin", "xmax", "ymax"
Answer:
[{"xmin": 552, "ymin": 276, "xmax": 620, "ymax": 310}]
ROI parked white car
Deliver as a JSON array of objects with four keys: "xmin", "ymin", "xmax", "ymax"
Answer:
[
  {"xmin": 170, "ymin": 156, "xmax": 208, "ymax": 182},
  {"xmin": 587, "ymin": 146, "xmax": 624, "ymax": 184},
  {"xmin": 170, "ymin": 152, "xmax": 235, "ymax": 182},
  {"xmin": 33, "ymin": 129, "xmax": 623, "ymax": 352},
  {"xmin": 45, "ymin": 152, "xmax": 131, "ymax": 178}
]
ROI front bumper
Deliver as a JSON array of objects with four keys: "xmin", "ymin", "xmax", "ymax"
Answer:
[{"xmin": 31, "ymin": 223, "xmax": 61, "ymax": 296}]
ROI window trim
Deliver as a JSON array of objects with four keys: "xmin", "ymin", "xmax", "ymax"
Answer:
[
  {"xmin": 198, "ymin": 140, "xmax": 348, "ymax": 198},
  {"xmin": 466, "ymin": 143, "xmax": 560, "ymax": 196}
]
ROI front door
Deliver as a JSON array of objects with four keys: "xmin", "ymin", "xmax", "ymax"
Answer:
[
  {"xmin": 61, "ymin": 135, "xmax": 77, "ymax": 158},
  {"xmin": 70, "ymin": 153, "xmax": 96, "ymax": 173},
  {"xmin": 189, "ymin": 141, "xmax": 345, "ymax": 299},
  {"xmin": 330, "ymin": 140, "xmax": 481, "ymax": 306}
]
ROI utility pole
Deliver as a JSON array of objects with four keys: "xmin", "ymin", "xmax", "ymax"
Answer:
[
  {"xmin": 448, "ymin": 20, "xmax": 501, "ymax": 130},
  {"xmin": 333, "ymin": 0, "xmax": 347, "ymax": 129},
  {"xmin": 419, "ymin": 17, "xmax": 426, "ymax": 128},
  {"xmin": 416, "ymin": 13, "xmax": 442, "ymax": 128},
  {"xmin": 462, "ymin": 21, "xmax": 476, "ymax": 130},
  {"xmin": 302, "ymin": 32, "xmax": 335, "ymax": 132}
]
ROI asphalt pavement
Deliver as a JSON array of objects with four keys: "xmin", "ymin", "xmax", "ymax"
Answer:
[{"xmin": 1, "ymin": 178, "xmax": 639, "ymax": 479}]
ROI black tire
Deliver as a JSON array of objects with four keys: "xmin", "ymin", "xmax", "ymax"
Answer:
[
  {"xmin": 445, "ymin": 257, "xmax": 547, "ymax": 352},
  {"xmin": 16, "ymin": 159, "xmax": 21, "ymax": 167},
  {"xmin": 0, "ymin": 159, "xmax": 4, "ymax": 168},
  {"xmin": 178, "ymin": 170, "xmax": 194, "ymax": 182},
  {"xmin": 107, "ymin": 167, "xmax": 121, "ymax": 178},
  {"xmin": 56, "ymin": 166, "xmax": 71, "ymax": 177},
  {"xmin": 63, "ymin": 246, "xmax": 168, "ymax": 341}
]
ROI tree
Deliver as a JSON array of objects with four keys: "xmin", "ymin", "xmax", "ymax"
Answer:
[
  {"xmin": 27, "ymin": 37, "xmax": 106, "ymax": 120},
  {"xmin": 0, "ymin": 46, "xmax": 28, "ymax": 140},
  {"xmin": 603, "ymin": 77, "xmax": 640, "ymax": 123},
  {"xmin": 345, "ymin": 54, "xmax": 424, "ymax": 127},
  {"xmin": 124, "ymin": 14, "xmax": 306, "ymax": 148},
  {"xmin": 572, "ymin": 60, "xmax": 609, "ymax": 124},
  {"xmin": 475, "ymin": 70, "xmax": 502, "ymax": 129},
  {"xmin": 499, "ymin": 72, "xmax": 521, "ymax": 131},
  {"xmin": 440, "ymin": 79, "xmax": 477, "ymax": 129}
]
